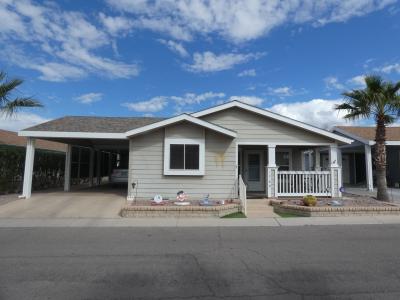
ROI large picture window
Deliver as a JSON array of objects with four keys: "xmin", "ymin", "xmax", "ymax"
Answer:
[{"xmin": 164, "ymin": 138, "xmax": 205, "ymax": 175}]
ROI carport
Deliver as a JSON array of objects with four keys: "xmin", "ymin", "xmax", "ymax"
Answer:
[{"xmin": 18, "ymin": 116, "xmax": 164, "ymax": 199}]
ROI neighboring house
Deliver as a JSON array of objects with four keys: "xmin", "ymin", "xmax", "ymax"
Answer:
[
  {"xmin": 333, "ymin": 126, "xmax": 400, "ymax": 191},
  {"xmin": 18, "ymin": 101, "xmax": 352, "ymax": 199}
]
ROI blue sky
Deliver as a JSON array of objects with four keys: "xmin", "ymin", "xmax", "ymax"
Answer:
[{"xmin": 1, "ymin": 0, "xmax": 400, "ymax": 130}]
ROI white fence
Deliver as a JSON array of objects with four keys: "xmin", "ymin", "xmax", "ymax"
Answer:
[
  {"xmin": 277, "ymin": 171, "xmax": 331, "ymax": 196},
  {"xmin": 238, "ymin": 175, "xmax": 247, "ymax": 215}
]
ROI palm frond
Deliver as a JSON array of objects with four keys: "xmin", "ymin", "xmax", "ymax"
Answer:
[
  {"xmin": 0, "ymin": 78, "xmax": 24, "ymax": 101},
  {"xmin": 0, "ymin": 72, "xmax": 6, "ymax": 82},
  {"xmin": 1, "ymin": 97, "xmax": 43, "ymax": 116}
]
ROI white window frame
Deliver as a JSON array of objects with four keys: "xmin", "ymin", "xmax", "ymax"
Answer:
[{"xmin": 164, "ymin": 138, "xmax": 205, "ymax": 176}]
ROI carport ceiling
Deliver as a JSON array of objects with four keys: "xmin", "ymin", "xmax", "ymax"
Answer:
[{"xmin": 38, "ymin": 137, "xmax": 129, "ymax": 150}]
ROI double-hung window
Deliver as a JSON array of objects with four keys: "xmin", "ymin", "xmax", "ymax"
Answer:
[{"xmin": 164, "ymin": 138, "xmax": 205, "ymax": 175}]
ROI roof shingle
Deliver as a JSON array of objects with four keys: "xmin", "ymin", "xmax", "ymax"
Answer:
[
  {"xmin": 336, "ymin": 126, "xmax": 400, "ymax": 141},
  {"xmin": 24, "ymin": 116, "xmax": 165, "ymax": 133}
]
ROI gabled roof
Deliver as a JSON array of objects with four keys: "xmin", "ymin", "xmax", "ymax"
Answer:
[
  {"xmin": 192, "ymin": 101, "xmax": 353, "ymax": 144},
  {"xmin": 125, "ymin": 114, "xmax": 237, "ymax": 138},
  {"xmin": 0, "ymin": 129, "xmax": 66, "ymax": 152},
  {"xmin": 334, "ymin": 126, "xmax": 400, "ymax": 145}
]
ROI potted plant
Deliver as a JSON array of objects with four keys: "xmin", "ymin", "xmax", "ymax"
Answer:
[{"xmin": 303, "ymin": 195, "xmax": 317, "ymax": 207}]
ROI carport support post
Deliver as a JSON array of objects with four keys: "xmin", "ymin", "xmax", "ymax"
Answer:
[
  {"xmin": 365, "ymin": 144, "xmax": 374, "ymax": 191},
  {"xmin": 108, "ymin": 152, "xmax": 112, "ymax": 181},
  {"xmin": 64, "ymin": 144, "xmax": 72, "ymax": 192},
  {"xmin": 96, "ymin": 150, "xmax": 101, "ymax": 185},
  {"xmin": 89, "ymin": 148, "xmax": 94, "ymax": 187},
  {"xmin": 21, "ymin": 137, "xmax": 36, "ymax": 199}
]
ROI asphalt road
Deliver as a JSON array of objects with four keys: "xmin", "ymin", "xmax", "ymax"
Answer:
[{"xmin": 1, "ymin": 225, "xmax": 400, "ymax": 299}]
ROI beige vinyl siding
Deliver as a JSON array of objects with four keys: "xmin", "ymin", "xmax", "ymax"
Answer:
[
  {"xmin": 202, "ymin": 107, "xmax": 335, "ymax": 144},
  {"xmin": 129, "ymin": 123, "xmax": 236, "ymax": 200}
]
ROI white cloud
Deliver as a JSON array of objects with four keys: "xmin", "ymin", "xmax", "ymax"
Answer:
[
  {"xmin": 268, "ymin": 99, "xmax": 354, "ymax": 129},
  {"xmin": 324, "ymin": 76, "xmax": 345, "ymax": 90},
  {"xmin": 268, "ymin": 86, "xmax": 294, "ymax": 97},
  {"xmin": 74, "ymin": 93, "xmax": 103, "ymax": 104},
  {"xmin": 0, "ymin": 112, "xmax": 49, "ymax": 131},
  {"xmin": 171, "ymin": 92, "xmax": 225, "ymax": 106},
  {"xmin": 238, "ymin": 69, "xmax": 256, "ymax": 77},
  {"xmin": 158, "ymin": 39, "xmax": 189, "ymax": 57},
  {"xmin": 347, "ymin": 75, "xmax": 366, "ymax": 87},
  {"xmin": 186, "ymin": 51, "xmax": 265, "ymax": 73},
  {"xmin": 122, "ymin": 96, "xmax": 168, "ymax": 113},
  {"xmin": 106, "ymin": 0, "xmax": 395, "ymax": 43},
  {"xmin": 99, "ymin": 12, "xmax": 133, "ymax": 36},
  {"xmin": 122, "ymin": 92, "xmax": 226, "ymax": 114},
  {"xmin": 228, "ymin": 96, "xmax": 264, "ymax": 106},
  {"xmin": 379, "ymin": 63, "xmax": 400, "ymax": 74},
  {"xmin": 0, "ymin": 1, "xmax": 139, "ymax": 81}
]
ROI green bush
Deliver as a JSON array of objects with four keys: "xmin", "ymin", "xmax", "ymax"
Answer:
[{"xmin": 303, "ymin": 195, "xmax": 317, "ymax": 207}]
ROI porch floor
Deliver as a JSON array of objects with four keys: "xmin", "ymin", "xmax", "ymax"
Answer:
[{"xmin": 246, "ymin": 199, "xmax": 279, "ymax": 218}]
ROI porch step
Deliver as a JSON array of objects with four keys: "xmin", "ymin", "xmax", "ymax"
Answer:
[{"xmin": 245, "ymin": 199, "xmax": 278, "ymax": 218}]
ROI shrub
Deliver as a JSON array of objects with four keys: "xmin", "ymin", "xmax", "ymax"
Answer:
[{"xmin": 303, "ymin": 195, "xmax": 317, "ymax": 207}]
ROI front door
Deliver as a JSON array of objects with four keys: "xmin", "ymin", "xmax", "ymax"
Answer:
[{"xmin": 243, "ymin": 150, "xmax": 264, "ymax": 192}]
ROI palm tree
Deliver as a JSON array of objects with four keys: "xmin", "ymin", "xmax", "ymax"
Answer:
[
  {"xmin": 336, "ymin": 75, "xmax": 400, "ymax": 201},
  {"xmin": 0, "ymin": 71, "xmax": 42, "ymax": 116}
]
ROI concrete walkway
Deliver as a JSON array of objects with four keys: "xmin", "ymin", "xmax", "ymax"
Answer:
[
  {"xmin": 1, "ymin": 215, "xmax": 400, "ymax": 227},
  {"xmin": 246, "ymin": 198, "xmax": 280, "ymax": 218}
]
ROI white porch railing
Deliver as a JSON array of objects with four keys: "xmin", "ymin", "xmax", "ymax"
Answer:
[
  {"xmin": 238, "ymin": 175, "xmax": 247, "ymax": 215},
  {"xmin": 277, "ymin": 171, "xmax": 331, "ymax": 196}
]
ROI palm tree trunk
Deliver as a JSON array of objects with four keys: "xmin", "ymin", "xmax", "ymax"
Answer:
[{"xmin": 374, "ymin": 116, "xmax": 389, "ymax": 201}]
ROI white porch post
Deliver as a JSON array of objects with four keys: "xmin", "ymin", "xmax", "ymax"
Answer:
[
  {"xmin": 64, "ymin": 144, "xmax": 72, "ymax": 192},
  {"xmin": 96, "ymin": 150, "xmax": 101, "ymax": 185},
  {"xmin": 89, "ymin": 148, "xmax": 94, "ymax": 187},
  {"xmin": 314, "ymin": 148, "xmax": 321, "ymax": 171},
  {"xmin": 266, "ymin": 145, "xmax": 278, "ymax": 198},
  {"xmin": 337, "ymin": 148, "xmax": 343, "ymax": 187},
  {"xmin": 21, "ymin": 137, "xmax": 36, "ymax": 199},
  {"xmin": 365, "ymin": 144, "xmax": 374, "ymax": 191},
  {"xmin": 329, "ymin": 144, "xmax": 342, "ymax": 197}
]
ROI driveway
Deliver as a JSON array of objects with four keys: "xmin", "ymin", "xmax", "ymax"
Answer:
[{"xmin": 0, "ymin": 185, "xmax": 126, "ymax": 218}]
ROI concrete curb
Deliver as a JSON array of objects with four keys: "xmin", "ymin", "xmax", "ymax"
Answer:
[{"xmin": 1, "ymin": 215, "xmax": 400, "ymax": 227}]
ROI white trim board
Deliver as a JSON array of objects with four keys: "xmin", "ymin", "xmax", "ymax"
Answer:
[
  {"xmin": 192, "ymin": 101, "xmax": 353, "ymax": 144},
  {"xmin": 19, "ymin": 131, "xmax": 127, "ymax": 139},
  {"xmin": 125, "ymin": 113, "xmax": 237, "ymax": 138}
]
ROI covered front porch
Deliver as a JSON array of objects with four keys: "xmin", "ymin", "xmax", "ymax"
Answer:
[{"xmin": 237, "ymin": 143, "xmax": 342, "ymax": 198}]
